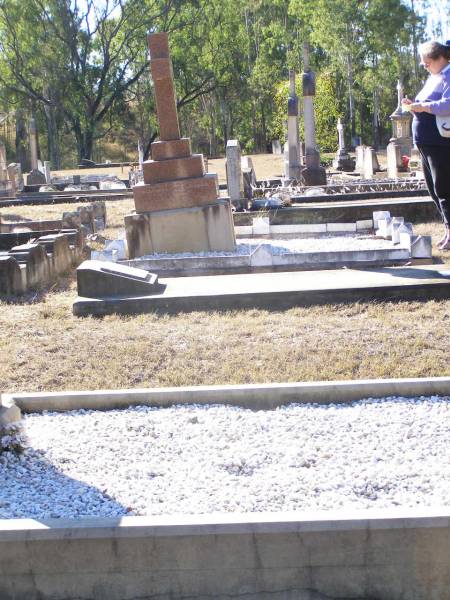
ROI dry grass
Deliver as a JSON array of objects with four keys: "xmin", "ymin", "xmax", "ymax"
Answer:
[
  {"xmin": 1, "ymin": 158, "xmax": 449, "ymax": 395},
  {"xmin": 1, "ymin": 282, "xmax": 449, "ymax": 394}
]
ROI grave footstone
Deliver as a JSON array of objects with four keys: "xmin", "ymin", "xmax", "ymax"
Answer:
[{"xmin": 77, "ymin": 260, "xmax": 165, "ymax": 298}]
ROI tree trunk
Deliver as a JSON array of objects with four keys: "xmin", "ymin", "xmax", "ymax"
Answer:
[
  {"xmin": 73, "ymin": 119, "xmax": 95, "ymax": 162},
  {"xmin": 347, "ymin": 53, "xmax": 356, "ymax": 141},
  {"xmin": 410, "ymin": 0, "xmax": 419, "ymax": 84},
  {"xmin": 15, "ymin": 110, "xmax": 29, "ymax": 171},
  {"xmin": 372, "ymin": 89, "xmax": 380, "ymax": 150},
  {"xmin": 43, "ymin": 99, "xmax": 61, "ymax": 169}
]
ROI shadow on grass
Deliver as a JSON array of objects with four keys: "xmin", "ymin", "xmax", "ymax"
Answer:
[
  {"xmin": 0, "ymin": 274, "xmax": 76, "ymax": 306},
  {"xmin": 353, "ymin": 265, "xmax": 450, "ymax": 280},
  {"xmin": 0, "ymin": 214, "xmax": 34, "ymax": 223}
]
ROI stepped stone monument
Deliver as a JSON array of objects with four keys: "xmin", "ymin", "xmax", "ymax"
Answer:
[
  {"xmin": 125, "ymin": 32, "xmax": 235, "ymax": 258},
  {"xmin": 387, "ymin": 80, "xmax": 413, "ymax": 179}
]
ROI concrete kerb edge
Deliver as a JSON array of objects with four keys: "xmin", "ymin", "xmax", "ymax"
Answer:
[
  {"xmin": 0, "ymin": 506, "xmax": 449, "ymax": 542},
  {"xmin": 4, "ymin": 375, "xmax": 450, "ymax": 414}
]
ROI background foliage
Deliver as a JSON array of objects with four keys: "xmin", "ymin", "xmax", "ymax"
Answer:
[{"xmin": 0, "ymin": 0, "xmax": 446, "ymax": 166}]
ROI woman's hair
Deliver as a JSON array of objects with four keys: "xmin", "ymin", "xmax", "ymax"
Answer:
[{"xmin": 419, "ymin": 40, "xmax": 450, "ymax": 61}]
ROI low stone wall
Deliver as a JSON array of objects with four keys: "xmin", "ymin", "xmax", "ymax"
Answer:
[
  {"xmin": 0, "ymin": 201, "xmax": 106, "ymax": 235},
  {"xmin": 0, "ymin": 509, "xmax": 449, "ymax": 600},
  {"xmin": 0, "ymin": 231, "xmax": 84, "ymax": 295}
]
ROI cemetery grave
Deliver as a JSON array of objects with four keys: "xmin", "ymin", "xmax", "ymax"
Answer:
[
  {"xmin": 1, "ymin": 24, "xmax": 450, "ymax": 600},
  {"xmin": 0, "ymin": 202, "xmax": 107, "ymax": 295},
  {"xmin": 1, "ymin": 378, "xmax": 450, "ymax": 599}
]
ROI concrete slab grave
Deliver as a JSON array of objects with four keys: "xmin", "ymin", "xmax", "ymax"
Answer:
[
  {"xmin": 126, "ymin": 32, "xmax": 235, "ymax": 257},
  {"xmin": 73, "ymin": 263, "xmax": 450, "ymax": 316}
]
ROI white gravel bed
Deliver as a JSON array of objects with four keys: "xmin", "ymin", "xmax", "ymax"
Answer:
[
  {"xmin": 140, "ymin": 234, "xmax": 395, "ymax": 260},
  {"xmin": 1, "ymin": 397, "xmax": 449, "ymax": 520}
]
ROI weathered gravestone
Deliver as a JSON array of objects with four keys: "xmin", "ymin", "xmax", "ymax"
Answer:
[{"xmin": 125, "ymin": 32, "xmax": 236, "ymax": 258}]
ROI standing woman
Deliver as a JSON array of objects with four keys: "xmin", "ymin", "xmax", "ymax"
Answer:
[{"xmin": 402, "ymin": 41, "xmax": 450, "ymax": 249}]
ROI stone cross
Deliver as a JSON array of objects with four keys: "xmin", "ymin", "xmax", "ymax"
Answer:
[{"xmin": 147, "ymin": 33, "xmax": 181, "ymax": 141}]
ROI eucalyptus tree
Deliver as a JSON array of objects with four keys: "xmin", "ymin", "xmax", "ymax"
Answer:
[{"xmin": 0, "ymin": 0, "xmax": 193, "ymax": 163}]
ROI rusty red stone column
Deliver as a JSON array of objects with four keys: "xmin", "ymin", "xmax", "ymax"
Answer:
[{"xmin": 147, "ymin": 32, "xmax": 181, "ymax": 141}]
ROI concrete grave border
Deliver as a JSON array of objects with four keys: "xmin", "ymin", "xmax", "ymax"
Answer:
[
  {"xmin": 2, "ymin": 376, "xmax": 450, "ymax": 600},
  {"xmin": 4, "ymin": 375, "xmax": 450, "ymax": 413}
]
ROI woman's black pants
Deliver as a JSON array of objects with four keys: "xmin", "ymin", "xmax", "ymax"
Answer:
[{"xmin": 417, "ymin": 144, "xmax": 450, "ymax": 226}]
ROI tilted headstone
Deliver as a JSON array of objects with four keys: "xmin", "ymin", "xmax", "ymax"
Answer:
[{"xmin": 77, "ymin": 260, "xmax": 165, "ymax": 298}]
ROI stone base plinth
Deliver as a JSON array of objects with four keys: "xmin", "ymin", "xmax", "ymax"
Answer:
[
  {"xmin": 125, "ymin": 199, "xmax": 236, "ymax": 258},
  {"xmin": 151, "ymin": 138, "xmax": 191, "ymax": 161},
  {"xmin": 332, "ymin": 152, "xmax": 355, "ymax": 172},
  {"xmin": 26, "ymin": 169, "xmax": 46, "ymax": 186},
  {"xmin": 302, "ymin": 166, "xmax": 327, "ymax": 186},
  {"xmin": 143, "ymin": 154, "xmax": 205, "ymax": 184},
  {"xmin": 133, "ymin": 173, "xmax": 219, "ymax": 213}
]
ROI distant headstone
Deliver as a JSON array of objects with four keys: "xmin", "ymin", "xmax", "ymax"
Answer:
[
  {"xmin": 363, "ymin": 146, "xmax": 374, "ymax": 179},
  {"xmin": 226, "ymin": 139, "xmax": 244, "ymax": 209},
  {"xmin": 44, "ymin": 161, "xmax": 51, "ymax": 184},
  {"xmin": 241, "ymin": 155, "xmax": 257, "ymax": 200},
  {"xmin": 355, "ymin": 145, "xmax": 366, "ymax": 173},
  {"xmin": 272, "ymin": 140, "xmax": 282, "ymax": 155},
  {"xmin": 332, "ymin": 119, "xmax": 355, "ymax": 172}
]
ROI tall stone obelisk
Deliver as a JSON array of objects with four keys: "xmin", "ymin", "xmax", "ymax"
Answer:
[
  {"xmin": 285, "ymin": 70, "xmax": 303, "ymax": 180},
  {"xmin": 125, "ymin": 32, "xmax": 235, "ymax": 258},
  {"xmin": 301, "ymin": 43, "xmax": 326, "ymax": 186}
]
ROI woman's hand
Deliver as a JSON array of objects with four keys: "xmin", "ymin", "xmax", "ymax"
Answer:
[{"xmin": 406, "ymin": 102, "xmax": 432, "ymax": 113}]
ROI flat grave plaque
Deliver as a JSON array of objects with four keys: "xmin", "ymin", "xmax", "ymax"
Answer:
[{"xmin": 99, "ymin": 262, "xmax": 153, "ymax": 282}]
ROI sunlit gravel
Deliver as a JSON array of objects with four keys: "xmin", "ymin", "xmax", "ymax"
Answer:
[{"xmin": 1, "ymin": 396, "xmax": 449, "ymax": 519}]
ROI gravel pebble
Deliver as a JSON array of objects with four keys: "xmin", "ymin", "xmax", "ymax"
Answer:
[
  {"xmin": 1, "ymin": 397, "xmax": 449, "ymax": 519},
  {"xmin": 142, "ymin": 235, "xmax": 394, "ymax": 259}
]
